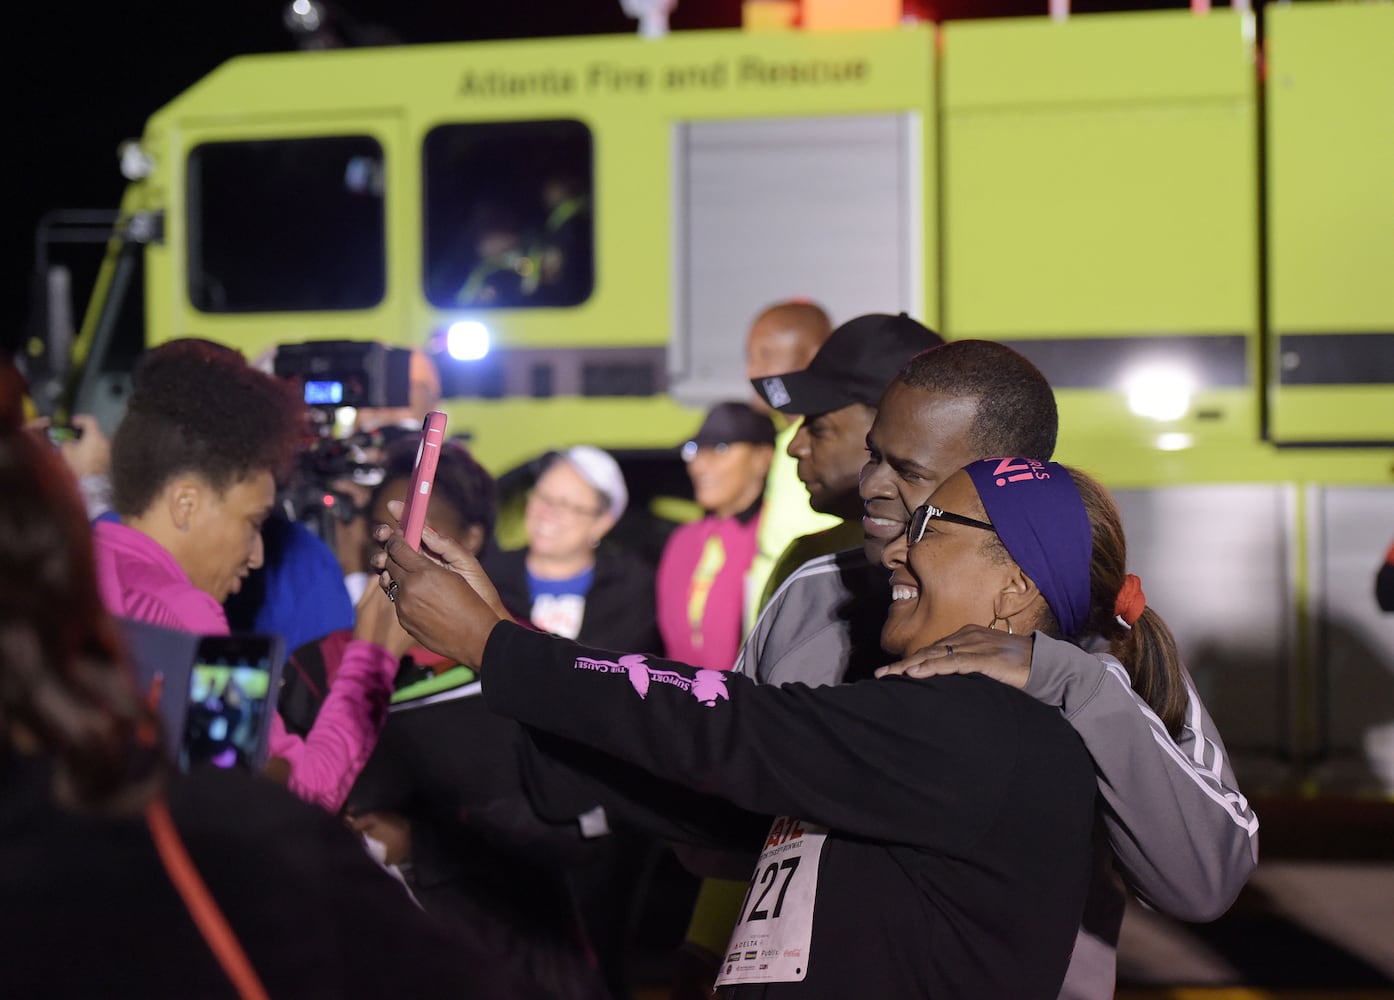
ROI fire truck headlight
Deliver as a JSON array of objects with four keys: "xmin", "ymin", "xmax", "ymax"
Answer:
[
  {"xmin": 1123, "ymin": 365, "xmax": 1195, "ymax": 422},
  {"xmin": 446, "ymin": 321, "xmax": 491, "ymax": 362}
]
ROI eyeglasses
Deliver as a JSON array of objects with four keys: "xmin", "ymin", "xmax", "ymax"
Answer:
[
  {"xmin": 681, "ymin": 441, "xmax": 730, "ymax": 463},
  {"xmin": 906, "ymin": 503, "xmax": 996, "ymax": 544},
  {"xmin": 529, "ymin": 489, "xmax": 603, "ymax": 519}
]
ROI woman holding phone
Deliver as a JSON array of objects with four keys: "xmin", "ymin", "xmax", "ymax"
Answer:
[
  {"xmin": 91, "ymin": 339, "xmax": 415, "ymax": 812},
  {"xmin": 376, "ymin": 457, "xmax": 1189, "ymax": 998}
]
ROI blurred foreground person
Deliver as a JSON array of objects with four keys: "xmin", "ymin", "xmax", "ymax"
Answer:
[{"xmin": 0, "ymin": 376, "xmax": 539, "ymax": 999}]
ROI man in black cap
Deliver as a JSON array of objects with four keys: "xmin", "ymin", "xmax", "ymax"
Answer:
[
  {"xmin": 750, "ymin": 312, "xmax": 943, "ymax": 608},
  {"xmin": 669, "ymin": 315, "xmax": 944, "ymax": 988},
  {"xmin": 656, "ymin": 402, "xmax": 776, "ymax": 671}
]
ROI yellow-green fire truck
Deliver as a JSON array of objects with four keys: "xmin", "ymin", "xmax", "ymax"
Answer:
[{"xmin": 36, "ymin": 2, "xmax": 1394, "ymax": 788}]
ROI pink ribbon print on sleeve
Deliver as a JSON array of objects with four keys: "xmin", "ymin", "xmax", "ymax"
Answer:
[{"xmin": 573, "ymin": 653, "xmax": 730, "ymax": 707}]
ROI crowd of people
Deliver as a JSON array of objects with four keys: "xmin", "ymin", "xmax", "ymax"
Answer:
[{"xmin": 0, "ymin": 299, "xmax": 1262, "ymax": 999}]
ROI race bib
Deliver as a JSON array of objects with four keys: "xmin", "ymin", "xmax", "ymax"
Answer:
[{"xmin": 714, "ymin": 817, "xmax": 827, "ymax": 987}]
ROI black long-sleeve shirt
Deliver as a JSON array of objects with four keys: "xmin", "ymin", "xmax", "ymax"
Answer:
[{"xmin": 482, "ymin": 622, "xmax": 1098, "ymax": 999}]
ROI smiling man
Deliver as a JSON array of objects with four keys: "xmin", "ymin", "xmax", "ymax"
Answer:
[
  {"xmin": 741, "ymin": 341, "xmax": 1057, "ymax": 689},
  {"xmin": 749, "ymin": 312, "xmax": 944, "ymax": 613}
]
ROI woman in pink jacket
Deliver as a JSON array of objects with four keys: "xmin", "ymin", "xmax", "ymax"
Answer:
[{"xmin": 91, "ymin": 339, "xmax": 413, "ymax": 812}]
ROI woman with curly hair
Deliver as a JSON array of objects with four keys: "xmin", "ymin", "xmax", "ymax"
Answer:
[{"xmin": 92, "ymin": 338, "xmax": 413, "ymax": 811}]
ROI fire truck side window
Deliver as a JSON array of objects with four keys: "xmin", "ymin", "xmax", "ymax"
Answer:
[
  {"xmin": 423, "ymin": 120, "xmax": 594, "ymax": 309},
  {"xmin": 187, "ymin": 137, "xmax": 386, "ymax": 313}
]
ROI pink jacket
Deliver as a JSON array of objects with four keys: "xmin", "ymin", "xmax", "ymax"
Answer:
[
  {"xmin": 92, "ymin": 520, "xmax": 395, "ymax": 812},
  {"xmin": 655, "ymin": 510, "xmax": 762, "ymax": 672}
]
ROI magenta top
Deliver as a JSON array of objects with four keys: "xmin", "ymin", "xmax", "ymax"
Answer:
[
  {"xmin": 92, "ymin": 519, "xmax": 396, "ymax": 812},
  {"xmin": 656, "ymin": 509, "xmax": 762, "ymax": 672}
]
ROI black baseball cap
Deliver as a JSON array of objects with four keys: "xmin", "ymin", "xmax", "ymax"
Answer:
[
  {"xmin": 750, "ymin": 312, "xmax": 944, "ymax": 415},
  {"xmin": 683, "ymin": 401, "xmax": 777, "ymax": 455}
]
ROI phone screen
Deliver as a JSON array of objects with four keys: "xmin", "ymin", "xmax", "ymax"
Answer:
[{"xmin": 180, "ymin": 638, "xmax": 280, "ymax": 772}]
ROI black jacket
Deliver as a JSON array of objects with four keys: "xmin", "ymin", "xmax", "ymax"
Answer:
[
  {"xmin": 484, "ymin": 543, "xmax": 664, "ymax": 656},
  {"xmin": 0, "ymin": 757, "xmax": 544, "ymax": 999},
  {"xmin": 482, "ymin": 622, "xmax": 1098, "ymax": 1000}
]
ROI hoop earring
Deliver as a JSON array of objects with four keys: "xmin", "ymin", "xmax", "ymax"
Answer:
[{"xmin": 989, "ymin": 615, "xmax": 1014, "ymax": 636}]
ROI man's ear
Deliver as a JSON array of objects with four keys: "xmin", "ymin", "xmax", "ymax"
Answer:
[
  {"xmin": 164, "ymin": 476, "xmax": 205, "ymax": 533},
  {"xmin": 993, "ymin": 565, "xmax": 1044, "ymax": 627}
]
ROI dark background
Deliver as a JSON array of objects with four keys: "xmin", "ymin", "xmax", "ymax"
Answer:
[{"xmin": 11, "ymin": 0, "xmax": 1186, "ymax": 359}]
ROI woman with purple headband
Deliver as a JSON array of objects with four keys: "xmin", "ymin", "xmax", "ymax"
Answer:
[{"xmin": 373, "ymin": 457, "xmax": 1188, "ymax": 999}]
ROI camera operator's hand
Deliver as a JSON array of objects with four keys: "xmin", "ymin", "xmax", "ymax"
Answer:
[
  {"xmin": 60, "ymin": 414, "xmax": 110, "ymax": 480},
  {"xmin": 353, "ymin": 578, "xmax": 416, "ymax": 659}
]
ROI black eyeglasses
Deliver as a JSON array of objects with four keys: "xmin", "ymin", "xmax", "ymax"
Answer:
[{"xmin": 907, "ymin": 503, "xmax": 996, "ymax": 544}]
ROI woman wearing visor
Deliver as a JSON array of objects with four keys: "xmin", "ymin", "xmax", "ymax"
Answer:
[
  {"xmin": 657, "ymin": 402, "xmax": 776, "ymax": 671},
  {"xmin": 375, "ymin": 457, "xmax": 1187, "ymax": 998}
]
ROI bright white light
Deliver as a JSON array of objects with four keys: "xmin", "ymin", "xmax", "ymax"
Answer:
[
  {"xmin": 118, "ymin": 140, "xmax": 154, "ymax": 181},
  {"xmin": 446, "ymin": 321, "xmax": 490, "ymax": 361},
  {"xmin": 284, "ymin": 0, "xmax": 323, "ymax": 34},
  {"xmin": 334, "ymin": 407, "xmax": 358, "ymax": 436},
  {"xmin": 1156, "ymin": 432, "xmax": 1193, "ymax": 452},
  {"xmin": 1123, "ymin": 365, "xmax": 1195, "ymax": 422}
]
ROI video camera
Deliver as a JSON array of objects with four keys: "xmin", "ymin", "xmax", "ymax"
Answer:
[
  {"xmin": 271, "ymin": 340, "xmax": 419, "ymax": 547},
  {"xmin": 273, "ymin": 340, "xmax": 415, "ymax": 411}
]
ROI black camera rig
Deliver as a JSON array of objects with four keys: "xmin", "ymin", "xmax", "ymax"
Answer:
[{"xmin": 272, "ymin": 340, "xmax": 419, "ymax": 547}]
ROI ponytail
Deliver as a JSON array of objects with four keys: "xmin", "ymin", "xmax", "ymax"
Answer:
[
  {"xmin": 1108, "ymin": 608, "xmax": 1187, "ymax": 737},
  {"xmin": 1067, "ymin": 469, "xmax": 1189, "ymax": 738}
]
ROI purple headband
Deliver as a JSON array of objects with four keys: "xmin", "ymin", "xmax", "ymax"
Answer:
[{"xmin": 963, "ymin": 458, "xmax": 1092, "ymax": 638}]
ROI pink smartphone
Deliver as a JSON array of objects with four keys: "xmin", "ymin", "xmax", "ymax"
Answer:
[{"xmin": 398, "ymin": 410, "xmax": 448, "ymax": 551}]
